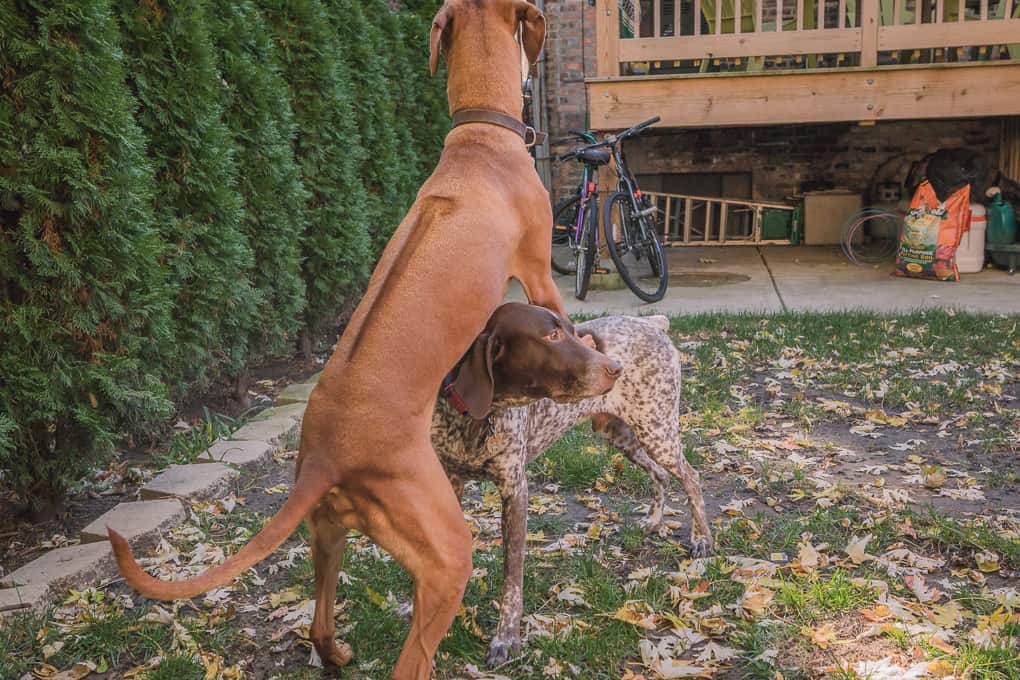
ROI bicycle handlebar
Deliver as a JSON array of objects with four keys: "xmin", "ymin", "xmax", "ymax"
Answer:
[
  {"xmin": 555, "ymin": 116, "xmax": 660, "ymax": 163},
  {"xmin": 619, "ymin": 116, "xmax": 660, "ymax": 139}
]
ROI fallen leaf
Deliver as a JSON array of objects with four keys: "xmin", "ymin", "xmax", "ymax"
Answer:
[
  {"xmin": 845, "ymin": 534, "xmax": 875, "ymax": 565},
  {"xmin": 802, "ymin": 622, "xmax": 837, "ymax": 648}
]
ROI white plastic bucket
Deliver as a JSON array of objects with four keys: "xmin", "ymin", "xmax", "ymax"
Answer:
[{"xmin": 957, "ymin": 203, "xmax": 986, "ymax": 274}]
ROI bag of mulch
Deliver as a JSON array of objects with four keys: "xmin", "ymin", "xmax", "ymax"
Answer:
[{"xmin": 895, "ymin": 180, "xmax": 970, "ymax": 281}]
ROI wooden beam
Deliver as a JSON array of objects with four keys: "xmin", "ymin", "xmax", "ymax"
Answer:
[
  {"xmin": 596, "ymin": 0, "xmax": 620, "ymax": 78},
  {"xmin": 860, "ymin": 0, "xmax": 879, "ymax": 66},
  {"xmin": 654, "ymin": 0, "xmax": 662, "ymax": 37},
  {"xmin": 878, "ymin": 19, "xmax": 1020, "ymax": 50},
  {"xmin": 588, "ymin": 63, "xmax": 1020, "ymax": 128},
  {"xmin": 618, "ymin": 28, "xmax": 861, "ymax": 61}
]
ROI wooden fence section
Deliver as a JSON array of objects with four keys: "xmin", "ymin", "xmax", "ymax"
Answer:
[{"xmin": 596, "ymin": 0, "xmax": 1020, "ymax": 76}]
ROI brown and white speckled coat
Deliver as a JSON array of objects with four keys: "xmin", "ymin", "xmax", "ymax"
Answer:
[{"xmin": 429, "ymin": 314, "xmax": 712, "ymax": 666}]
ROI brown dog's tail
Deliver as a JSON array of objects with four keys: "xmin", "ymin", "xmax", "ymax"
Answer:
[{"xmin": 109, "ymin": 461, "xmax": 337, "ymax": 601}]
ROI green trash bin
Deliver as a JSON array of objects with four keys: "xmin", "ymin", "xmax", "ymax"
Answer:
[{"xmin": 761, "ymin": 208, "xmax": 792, "ymax": 240}]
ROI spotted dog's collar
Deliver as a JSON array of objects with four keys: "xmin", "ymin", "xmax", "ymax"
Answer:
[{"xmin": 441, "ymin": 369, "xmax": 470, "ymax": 416}]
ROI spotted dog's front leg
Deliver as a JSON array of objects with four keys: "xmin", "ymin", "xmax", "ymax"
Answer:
[{"xmin": 487, "ymin": 464, "xmax": 528, "ymax": 667}]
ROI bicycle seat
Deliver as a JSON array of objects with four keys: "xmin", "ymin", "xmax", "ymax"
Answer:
[{"xmin": 577, "ymin": 148, "xmax": 610, "ymax": 166}]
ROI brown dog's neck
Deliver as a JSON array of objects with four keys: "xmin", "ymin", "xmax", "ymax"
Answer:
[{"xmin": 444, "ymin": 29, "xmax": 526, "ymax": 119}]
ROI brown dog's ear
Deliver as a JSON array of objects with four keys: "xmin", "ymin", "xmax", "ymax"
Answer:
[
  {"xmin": 429, "ymin": 4, "xmax": 452, "ymax": 76},
  {"xmin": 452, "ymin": 332, "xmax": 503, "ymax": 420},
  {"xmin": 515, "ymin": 0, "xmax": 546, "ymax": 67}
]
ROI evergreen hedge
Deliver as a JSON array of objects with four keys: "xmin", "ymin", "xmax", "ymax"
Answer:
[
  {"xmin": 0, "ymin": 0, "xmax": 451, "ymax": 510},
  {"xmin": 259, "ymin": 0, "xmax": 373, "ymax": 343},
  {"xmin": 114, "ymin": 0, "xmax": 258, "ymax": 392},
  {"xmin": 326, "ymin": 0, "xmax": 419, "ymax": 253},
  {"xmin": 0, "ymin": 0, "xmax": 173, "ymax": 513},
  {"xmin": 209, "ymin": 1, "xmax": 309, "ymax": 363}
]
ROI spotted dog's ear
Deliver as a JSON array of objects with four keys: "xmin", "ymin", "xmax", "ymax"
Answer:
[
  {"xmin": 429, "ymin": 3, "xmax": 453, "ymax": 76},
  {"xmin": 452, "ymin": 332, "xmax": 504, "ymax": 419}
]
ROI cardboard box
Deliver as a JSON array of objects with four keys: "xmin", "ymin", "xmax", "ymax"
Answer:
[{"xmin": 803, "ymin": 191, "xmax": 863, "ymax": 245}]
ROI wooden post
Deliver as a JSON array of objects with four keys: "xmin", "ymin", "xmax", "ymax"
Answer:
[
  {"xmin": 597, "ymin": 0, "xmax": 620, "ymax": 78},
  {"xmin": 860, "ymin": 0, "xmax": 879, "ymax": 66},
  {"xmin": 1002, "ymin": 117, "xmax": 1020, "ymax": 181},
  {"xmin": 684, "ymin": 198, "xmax": 693, "ymax": 243}
]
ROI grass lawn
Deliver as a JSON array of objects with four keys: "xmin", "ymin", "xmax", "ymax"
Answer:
[{"xmin": 2, "ymin": 310, "xmax": 1018, "ymax": 679}]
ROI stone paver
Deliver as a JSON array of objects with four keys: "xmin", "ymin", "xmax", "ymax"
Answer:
[
  {"xmin": 199, "ymin": 439, "xmax": 274, "ymax": 467},
  {"xmin": 80, "ymin": 499, "xmax": 185, "ymax": 544},
  {"xmin": 1, "ymin": 542, "xmax": 113, "ymax": 590},
  {"xmin": 230, "ymin": 416, "xmax": 299, "ymax": 446},
  {"xmin": 254, "ymin": 401, "xmax": 306, "ymax": 421},
  {"xmin": 276, "ymin": 381, "xmax": 316, "ymax": 405},
  {"xmin": 0, "ymin": 583, "xmax": 49, "ymax": 615},
  {"xmin": 141, "ymin": 463, "xmax": 238, "ymax": 500}
]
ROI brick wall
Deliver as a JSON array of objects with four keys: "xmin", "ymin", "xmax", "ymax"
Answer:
[
  {"xmin": 624, "ymin": 119, "xmax": 1002, "ymax": 203},
  {"xmin": 541, "ymin": 0, "xmax": 597, "ymax": 204},
  {"xmin": 539, "ymin": 1, "xmax": 1001, "ymax": 205}
]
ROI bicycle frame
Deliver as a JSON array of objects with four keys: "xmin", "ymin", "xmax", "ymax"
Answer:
[
  {"xmin": 573, "ymin": 165, "xmax": 598, "ymax": 247},
  {"xmin": 608, "ymin": 138, "xmax": 657, "ymax": 249}
]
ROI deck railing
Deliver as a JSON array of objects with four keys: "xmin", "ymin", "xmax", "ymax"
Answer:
[{"xmin": 596, "ymin": 0, "xmax": 1020, "ymax": 77}]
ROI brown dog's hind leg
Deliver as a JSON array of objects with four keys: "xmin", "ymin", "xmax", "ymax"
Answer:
[
  {"xmin": 308, "ymin": 507, "xmax": 354, "ymax": 667},
  {"xmin": 597, "ymin": 417, "xmax": 672, "ymax": 533},
  {"xmin": 362, "ymin": 455, "xmax": 474, "ymax": 679}
]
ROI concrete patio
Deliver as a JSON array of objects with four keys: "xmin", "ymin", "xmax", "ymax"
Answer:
[{"xmin": 507, "ymin": 246, "xmax": 1020, "ymax": 315}]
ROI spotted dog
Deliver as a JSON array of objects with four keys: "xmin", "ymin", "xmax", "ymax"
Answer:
[{"xmin": 431, "ymin": 310, "xmax": 712, "ymax": 666}]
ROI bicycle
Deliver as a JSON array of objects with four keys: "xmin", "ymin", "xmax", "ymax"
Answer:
[
  {"xmin": 551, "ymin": 130, "xmax": 609, "ymax": 300},
  {"xmin": 600, "ymin": 116, "xmax": 668, "ymax": 302},
  {"xmin": 551, "ymin": 116, "xmax": 668, "ymax": 302}
]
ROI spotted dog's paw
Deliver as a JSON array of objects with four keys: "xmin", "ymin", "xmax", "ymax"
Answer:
[
  {"xmin": 637, "ymin": 513, "xmax": 665, "ymax": 534},
  {"xmin": 689, "ymin": 536, "xmax": 713, "ymax": 558},
  {"xmin": 486, "ymin": 638, "xmax": 521, "ymax": 667}
]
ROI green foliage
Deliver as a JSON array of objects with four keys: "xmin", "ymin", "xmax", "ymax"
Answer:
[
  {"xmin": 148, "ymin": 407, "xmax": 238, "ymax": 469},
  {"xmin": 259, "ymin": 0, "xmax": 372, "ymax": 336},
  {"xmin": 208, "ymin": 1, "xmax": 308, "ymax": 360},
  {"xmin": 0, "ymin": 0, "xmax": 173, "ymax": 510},
  {"xmin": 114, "ymin": 0, "xmax": 258, "ymax": 390},
  {"xmin": 0, "ymin": 0, "xmax": 450, "ymax": 509},
  {"xmin": 389, "ymin": 3, "xmax": 450, "ymax": 180},
  {"xmin": 326, "ymin": 0, "xmax": 420, "ymax": 252}
]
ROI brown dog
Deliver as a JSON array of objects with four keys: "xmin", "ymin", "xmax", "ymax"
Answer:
[{"xmin": 108, "ymin": 2, "xmax": 613, "ymax": 678}]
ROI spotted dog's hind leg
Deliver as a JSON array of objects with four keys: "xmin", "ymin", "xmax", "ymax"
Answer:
[
  {"xmin": 597, "ymin": 416, "xmax": 672, "ymax": 534},
  {"xmin": 600, "ymin": 416, "xmax": 712, "ymax": 556}
]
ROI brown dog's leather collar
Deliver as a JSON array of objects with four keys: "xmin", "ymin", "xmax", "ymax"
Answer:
[{"xmin": 451, "ymin": 108, "xmax": 547, "ymax": 148}]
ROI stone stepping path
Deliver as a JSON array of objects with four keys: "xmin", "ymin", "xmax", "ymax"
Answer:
[{"xmin": 0, "ymin": 376, "xmax": 318, "ymax": 618}]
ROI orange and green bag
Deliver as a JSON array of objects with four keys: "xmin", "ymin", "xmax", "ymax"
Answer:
[{"xmin": 895, "ymin": 180, "xmax": 970, "ymax": 281}]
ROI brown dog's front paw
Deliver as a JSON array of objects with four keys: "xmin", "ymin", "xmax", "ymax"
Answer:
[
  {"xmin": 486, "ymin": 638, "xmax": 520, "ymax": 667},
  {"xmin": 315, "ymin": 640, "xmax": 354, "ymax": 667}
]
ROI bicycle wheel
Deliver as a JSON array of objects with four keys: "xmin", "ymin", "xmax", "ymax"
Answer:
[
  {"xmin": 551, "ymin": 195, "xmax": 580, "ymax": 275},
  {"xmin": 603, "ymin": 192, "xmax": 668, "ymax": 303},
  {"xmin": 574, "ymin": 195, "xmax": 597, "ymax": 300}
]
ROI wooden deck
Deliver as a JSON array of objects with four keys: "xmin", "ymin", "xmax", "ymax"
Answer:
[{"xmin": 589, "ymin": 0, "xmax": 1020, "ymax": 128}]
